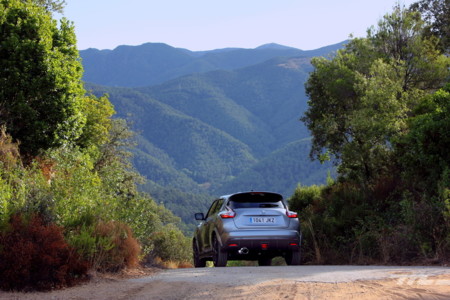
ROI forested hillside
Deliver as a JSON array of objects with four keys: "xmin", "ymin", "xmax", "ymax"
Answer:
[
  {"xmin": 86, "ymin": 84, "xmax": 257, "ymax": 189},
  {"xmin": 84, "ymin": 54, "xmax": 338, "ymax": 226},
  {"xmin": 215, "ymin": 139, "xmax": 333, "ymax": 195},
  {"xmin": 138, "ymin": 56, "xmax": 314, "ymax": 152}
]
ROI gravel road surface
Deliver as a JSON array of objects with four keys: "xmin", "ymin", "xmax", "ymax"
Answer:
[
  {"xmin": 130, "ymin": 265, "xmax": 450, "ymax": 285},
  {"xmin": 2, "ymin": 265, "xmax": 449, "ymax": 299}
]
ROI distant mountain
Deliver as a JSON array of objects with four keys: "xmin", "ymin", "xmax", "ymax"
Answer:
[
  {"xmin": 80, "ymin": 41, "xmax": 346, "ymax": 87},
  {"xmin": 81, "ymin": 41, "xmax": 344, "ymax": 226},
  {"xmin": 256, "ymin": 43, "xmax": 299, "ymax": 50},
  {"xmin": 81, "ymin": 43, "xmax": 194, "ymax": 87}
]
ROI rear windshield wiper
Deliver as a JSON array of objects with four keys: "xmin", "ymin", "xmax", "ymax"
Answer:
[{"xmin": 259, "ymin": 203, "xmax": 279, "ymax": 208}]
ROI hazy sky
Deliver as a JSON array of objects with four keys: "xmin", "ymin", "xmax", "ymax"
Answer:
[{"xmin": 61, "ymin": 0, "xmax": 417, "ymax": 51}]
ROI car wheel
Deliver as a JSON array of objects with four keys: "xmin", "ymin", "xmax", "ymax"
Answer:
[
  {"xmin": 285, "ymin": 249, "xmax": 301, "ymax": 266},
  {"xmin": 193, "ymin": 240, "xmax": 206, "ymax": 268},
  {"xmin": 258, "ymin": 257, "xmax": 272, "ymax": 266},
  {"xmin": 212, "ymin": 236, "xmax": 227, "ymax": 267}
]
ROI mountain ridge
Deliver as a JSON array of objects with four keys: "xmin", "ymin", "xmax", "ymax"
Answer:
[{"xmin": 80, "ymin": 41, "xmax": 346, "ymax": 87}]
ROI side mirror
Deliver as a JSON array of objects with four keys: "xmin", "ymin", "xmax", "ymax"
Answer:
[{"xmin": 195, "ymin": 213, "xmax": 205, "ymax": 221}]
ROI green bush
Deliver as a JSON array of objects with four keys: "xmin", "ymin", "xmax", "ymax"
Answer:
[
  {"xmin": 66, "ymin": 223, "xmax": 113, "ymax": 271},
  {"xmin": 288, "ymin": 184, "xmax": 323, "ymax": 213},
  {"xmin": 68, "ymin": 221, "xmax": 140, "ymax": 272},
  {"xmin": 148, "ymin": 224, "xmax": 192, "ymax": 263},
  {"xmin": 289, "ymin": 182, "xmax": 383, "ymax": 264}
]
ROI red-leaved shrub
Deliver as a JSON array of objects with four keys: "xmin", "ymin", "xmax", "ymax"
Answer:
[
  {"xmin": 0, "ymin": 214, "xmax": 89, "ymax": 291},
  {"xmin": 93, "ymin": 221, "xmax": 141, "ymax": 272}
]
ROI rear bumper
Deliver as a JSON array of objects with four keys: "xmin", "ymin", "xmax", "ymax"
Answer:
[
  {"xmin": 224, "ymin": 229, "xmax": 300, "ymax": 242},
  {"xmin": 220, "ymin": 230, "xmax": 301, "ymax": 259}
]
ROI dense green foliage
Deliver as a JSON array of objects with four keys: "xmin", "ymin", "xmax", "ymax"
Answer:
[
  {"xmin": 0, "ymin": 0, "xmax": 191, "ymax": 290},
  {"xmin": 0, "ymin": 0, "xmax": 85, "ymax": 156},
  {"xmin": 303, "ymin": 6, "xmax": 448, "ymax": 187},
  {"xmin": 396, "ymin": 84, "xmax": 450, "ymax": 200},
  {"xmin": 410, "ymin": 0, "xmax": 450, "ymax": 52},
  {"xmin": 295, "ymin": 4, "xmax": 450, "ymax": 264}
]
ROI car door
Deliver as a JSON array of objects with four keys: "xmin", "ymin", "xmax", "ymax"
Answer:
[{"xmin": 200, "ymin": 199, "xmax": 220, "ymax": 253}]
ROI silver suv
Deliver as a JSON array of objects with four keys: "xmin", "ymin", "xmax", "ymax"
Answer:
[{"xmin": 193, "ymin": 191, "xmax": 301, "ymax": 267}]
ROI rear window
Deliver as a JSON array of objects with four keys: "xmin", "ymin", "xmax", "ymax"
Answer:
[{"xmin": 227, "ymin": 192, "xmax": 284, "ymax": 209}]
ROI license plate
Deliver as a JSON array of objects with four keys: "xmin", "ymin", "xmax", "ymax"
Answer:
[{"xmin": 250, "ymin": 217, "xmax": 276, "ymax": 224}]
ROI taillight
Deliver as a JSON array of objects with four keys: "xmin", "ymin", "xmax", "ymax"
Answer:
[
  {"xmin": 286, "ymin": 211, "xmax": 298, "ymax": 218},
  {"xmin": 220, "ymin": 211, "xmax": 236, "ymax": 218}
]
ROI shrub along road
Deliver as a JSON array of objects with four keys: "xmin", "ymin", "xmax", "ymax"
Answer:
[{"xmin": 2, "ymin": 265, "xmax": 449, "ymax": 299}]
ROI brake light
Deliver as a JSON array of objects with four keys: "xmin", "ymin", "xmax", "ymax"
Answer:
[
  {"xmin": 220, "ymin": 211, "xmax": 236, "ymax": 218},
  {"xmin": 286, "ymin": 211, "xmax": 298, "ymax": 218}
]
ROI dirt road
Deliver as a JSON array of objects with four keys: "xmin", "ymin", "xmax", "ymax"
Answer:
[{"xmin": 2, "ymin": 265, "xmax": 449, "ymax": 299}]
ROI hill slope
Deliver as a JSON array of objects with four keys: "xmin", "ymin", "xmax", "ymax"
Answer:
[
  {"xmin": 86, "ymin": 85, "xmax": 257, "ymax": 189},
  {"xmin": 138, "ymin": 56, "xmax": 313, "ymax": 157},
  {"xmin": 214, "ymin": 139, "xmax": 333, "ymax": 197}
]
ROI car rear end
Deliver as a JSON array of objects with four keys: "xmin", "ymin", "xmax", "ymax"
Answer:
[{"xmin": 217, "ymin": 192, "xmax": 301, "ymax": 262}]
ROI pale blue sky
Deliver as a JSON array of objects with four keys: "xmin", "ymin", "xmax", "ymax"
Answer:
[{"xmin": 61, "ymin": 0, "xmax": 416, "ymax": 51}]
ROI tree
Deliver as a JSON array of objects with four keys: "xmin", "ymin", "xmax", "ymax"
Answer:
[
  {"xmin": 396, "ymin": 84, "xmax": 450, "ymax": 195},
  {"xmin": 0, "ymin": 0, "xmax": 85, "ymax": 157},
  {"xmin": 26, "ymin": 0, "xmax": 66, "ymax": 13},
  {"xmin": 35, "ymin": 0, "xmax": 65, "ymax": 13},
  {"xmin": 76, "ymin": 94, "xmax": 115, "ymax": 158},
  {"xmin": 410, "ymin": 0, "xmax": 450, "ymax": 53},
  {"xmin": 302, "ymin": 6, "xmax": 449, "ymax": 187},
  {"xmin": 368, "ymin": 6, "xmax": 448, "ymax": 91}
]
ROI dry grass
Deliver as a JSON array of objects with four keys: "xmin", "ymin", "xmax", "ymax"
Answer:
[
  {"xmin": 150, "ymin": 257, "xmax": 193, "ymax": 269},
  {"xmin": 93, "ymin": 221, "xmax": 141, "ymax": 272},
  {"xmin": 0, "ymin": 126, "xmax": 21, "ymax": 169}
]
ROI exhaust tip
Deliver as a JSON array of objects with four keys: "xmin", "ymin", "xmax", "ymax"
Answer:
[{"xmin": 238, "ymin": 247, "xmax": 249, "ymax": 255}]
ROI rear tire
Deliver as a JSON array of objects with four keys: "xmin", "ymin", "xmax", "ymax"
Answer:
[
  {"xmin": 193, "ymin": 240, "xmax": 206, "ymax": 268},
  {"xmin": 258, "ymin": 257, "xmax": 272, "ymax": 266},
  {"xmin": 285, "ymin": 250, "xmax": 301, "ymax": 266},
  {"xmin": 212, "ymin": 236, "xmax": 227, "ymax": 267}
]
